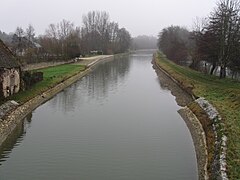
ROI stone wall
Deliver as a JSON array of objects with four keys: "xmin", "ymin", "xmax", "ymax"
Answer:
[
  {"xmin": 178, "ymin": 107, "xmax": 209, "ymax": 180},
  {"xmin": 0, "ymin": 68, "xmax": 20, "ymax": 98},
  {"xmin": 196, "ymin": 98, "xmax": 228, "ymax": 180},
  {"xmin": 153, "ymin": 55, "xmax": 229, "ymax": 180}
]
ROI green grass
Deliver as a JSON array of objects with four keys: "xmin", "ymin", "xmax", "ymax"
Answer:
[
  {"xmin": 156, "ymin": 52, "xmax": 240, "ymax": 179},
  {"xmin": 12, "ymin": 64, "xmax": 86, "ymax": 103}
]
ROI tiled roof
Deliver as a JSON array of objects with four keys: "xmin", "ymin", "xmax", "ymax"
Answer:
[{"xmin": 0, "ymin": 39, "xmax": 20, "ymax": 68}]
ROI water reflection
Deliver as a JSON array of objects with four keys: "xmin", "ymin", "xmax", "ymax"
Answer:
[
  {"xmin": 49, "ymin": 55, "xmax": 131, "ymax": 113},
  {"xmin": 0, "ymin": 52, "xmax": 197, "ymax": 180},
  {"xmin": 0, "ymin": 113, "xmax": 32, "ymax": 165},
  {"xmin": 152, "ymin": 61, "xmax": 193, "ymax": 107}
]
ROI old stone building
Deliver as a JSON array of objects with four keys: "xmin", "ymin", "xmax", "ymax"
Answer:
[{"xmin": 0, "ymin": 39, "xmax": 21, "ymax": 98}]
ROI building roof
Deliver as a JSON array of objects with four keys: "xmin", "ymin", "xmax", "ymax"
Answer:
[{"xmin": 0, "ymin": 39, "xmax": 20, "ymax": 68}]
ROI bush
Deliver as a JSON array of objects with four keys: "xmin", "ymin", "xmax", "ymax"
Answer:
[{"xmin": 22, "ymin": 71, "xmax": 43, "ymax": 89}]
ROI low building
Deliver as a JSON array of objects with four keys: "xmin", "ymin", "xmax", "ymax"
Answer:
[{"xmin": 0, "ymin": 39, "xmax": 21, "ymax": 98}]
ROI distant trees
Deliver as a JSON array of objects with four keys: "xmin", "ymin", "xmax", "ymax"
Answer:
[
  {"xmin": 10, "ymin": 25, "xmax": 40, "ymax": 63},
  {"xmin": 81, "ymin": 11, "xmax": 110, "ymax": 54},
  {"xmin": 131, "ymin": 35, "xmax": 157, "ymax": 50},
  {"xmin": 158, "ymin": 26, "xmax": 192, "ymax": 63},
  {"xmin": 0, "ymin": 11, "xmax": 131, "ymax": 64},
  {"xmin": 37, "ymin": 11, "xmax": 131, "ymax": 60},
  {"xmin": 115, "ymin": 28, "xmax": 132, "ymax": 53},
  {"xmin": 12, "ymin": 26, "xmax": 34, "ymax": 55},
  {"xmin": 158, "ymin": 0, "xmax": 240, "ymax": 78},
  {"xmin": 26, "ymin": 24, "xmax": 35, "ymax": 43},
  {"xmin": 39, "ymin": 19, "xmax": 81, "ymax": 59},
  {"xmin": 81, "ymin": 11, "xmax": 131, "ymax": 55},
  {"xmin": 0, "ymin": 31, "xmax": 12, "ymax": 45}
]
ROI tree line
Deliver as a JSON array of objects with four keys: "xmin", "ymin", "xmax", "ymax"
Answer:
[
  {"xmin": 131, "ymin": 35, "xmax": 157, "ymax": 50},
  {"xmin": 158, "ymin": 0, "xmax": 240, "ymax": 78},
  {"xmin": 0, "ymin": 11, "xmax": 132, "ymax": 64}
]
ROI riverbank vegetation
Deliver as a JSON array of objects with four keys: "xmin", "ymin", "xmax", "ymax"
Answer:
[
  {"xmin": 157, "ymin": 0, "xmax": 240, "ymax": 79},
  {"xmin": 0, "ymin": 11, "xmax": 131, "ymax": 64},
  {"xmin": 11, "ymin": 64, "xmax": 85, "ymax": 103},
  {"xmin": 131, "ymin": 35, "xmax": 157, "ymax": 50},
  {"xmin": 155, "ymin": 52, "xmax": 240, "ymax": 179},
  {"xmin": 157, "ymin": 1, "xmax": 240, "ymax": 176}
]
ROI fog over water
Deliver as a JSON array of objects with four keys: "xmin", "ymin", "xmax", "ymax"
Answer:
[{"xmin": 1, "ymin": 0, "xmax": 216, "ymax": 36}]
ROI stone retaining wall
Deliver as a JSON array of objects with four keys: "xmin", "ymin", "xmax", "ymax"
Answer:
[
  {"xmin": 196, "ymin": 98, "xmax": 228, "ymax": 180},
  {"xmin": 154, "ymin": 54, "xmax": 229, "ymax": 180},
  {"xmin": 178, "ymin": 107, "xmax": 209, "ymax": 180}
]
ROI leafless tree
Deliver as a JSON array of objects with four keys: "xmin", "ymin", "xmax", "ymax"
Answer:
[
  {"xmin": 82, "ymin": 11, "xmax": 110, "ymax": 53},
  {"xmin": 42, "ymin": 20, "xmax": 81, "ymax": 59},
  {"xmin": 196, "ymin": 0, "xmax": 240, "ymax": 78},
  {"xmin": 81, "ymin": 11, "xmax": 131, "ymax": 54},
  {"xmin": 26, "ymin": 24, "xmax": 35, "ymax": 43},
  {"xmin": 15, "ymin": 26, "xmax": 24, "ymax": 38},
  {"xmin": 11, "ymin": 26, "xmax": 26, "ymax": 55},
  {"xmin": 210, "ymin": 0, "xmax": 240, "ymax": 77}
]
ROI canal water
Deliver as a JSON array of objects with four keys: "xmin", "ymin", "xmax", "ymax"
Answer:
[{"xmin": 0, "ymin": 51, "xmax": 197, "ymax": 180}]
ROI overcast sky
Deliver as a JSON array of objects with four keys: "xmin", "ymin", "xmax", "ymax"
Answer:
[{"xmin": 1, "ymin": 0, "xmax": 217, "ymax": 37}]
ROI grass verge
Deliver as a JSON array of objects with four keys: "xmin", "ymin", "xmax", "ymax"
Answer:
[
  {"xmin": 11, "ymin": 64, "xmax": 86, "ymax": 103},
  {"xmin": 155, "ymin": 52, "xmax": 240, "ymax": 179}
]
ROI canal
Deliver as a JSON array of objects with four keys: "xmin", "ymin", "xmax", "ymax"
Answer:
[{"xmin": 0, "ymin": 51, "xmax": 197, "ymax": 180}]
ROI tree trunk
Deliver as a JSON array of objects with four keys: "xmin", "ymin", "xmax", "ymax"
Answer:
[
  {"xmin": 210, "ymin": 62, "xmax": 216, "ymax": 75},
  {"xmin": 190, "ymin": 59, "xmax": 199, "ymax": 70},
  {"xmin": 220, "ymin": 65, "xmax": 226, "ymax": 78}
]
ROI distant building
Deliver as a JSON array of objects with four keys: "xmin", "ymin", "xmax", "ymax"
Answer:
[
  {"xmin": 11, "ymin": 34, "xmax": 42, "ymax": 56},
  {"xmin": 0, "ymin": 39, "xmax": 21, "ymax": 98}
]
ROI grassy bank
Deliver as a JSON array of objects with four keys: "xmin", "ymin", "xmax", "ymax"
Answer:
[
  {"xmin": 155, "ymin": 52, "xmax": 240, "ymax": 179},
  {"xmin": 12, "ymin": 64, "xmax": 86, "ymax": 103}
]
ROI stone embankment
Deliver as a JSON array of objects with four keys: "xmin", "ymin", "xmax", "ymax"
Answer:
[
  {"xmin": 196, "ymin": 98, "xmax": 228, "ymax": 180},
  {"xmin": 0, "ymin": 55, "xmax": 113, "ymax": 146},
  {"xmin": 178, "ymin": 107, "xmax": 209, "ymax": 180},
  {"xmin": 153, "ymin": 55, "xmax": 228, "ymax": 180},
  {"xmin": 152, "ymin": 59, "xmax": 208, "ymax": 180}
]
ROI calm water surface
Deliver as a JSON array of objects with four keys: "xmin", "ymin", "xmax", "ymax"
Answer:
[{"xmin": 0, "ymin": 51, "xmax": 197, "ymax": 180}]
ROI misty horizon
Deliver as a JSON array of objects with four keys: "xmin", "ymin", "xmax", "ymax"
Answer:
[{"xmin": 1, "ymin": 0, "xmax": 217, "ymax": 37}]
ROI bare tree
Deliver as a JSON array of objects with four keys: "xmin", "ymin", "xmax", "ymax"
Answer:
[
  {"xmin": 195, "ymin": 0, "xmax": 240, "ymax": 78},
  {"xmin": 15, "ymin": 26, "xmax": 24, "ymax": 38},
  {"xmin": 26, "ymin": 24, "xmax": 35, "ymax": 43},
  {"xmin": 108, "ymin": 22, "xmax": 119, "ymax": 53},
  {"xmin": 81, "ymin": 11, "xmax": 131, "ymax": 54},
  {"xmin": 46, "ymin": 23, "xmax": 58, "ymax": 39},
  {"xmin": 42, "ymin": 20, "xmax": 81, "ymax": 59},
  {"xmin": 12, "ymin": 26, "xmax": 26, "ymax": 55},
  {"xmin": 208, "ymin": 0, "xmax": 240, "ymax": 78},
  {"xmin": 82, "ymin": 11, "xmax": 110, "ymax": 53},
  {"xmin": 59, "ymin": 19, "xmax": 74, "ymax": 39}
]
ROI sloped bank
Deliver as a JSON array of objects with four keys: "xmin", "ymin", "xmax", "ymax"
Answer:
[
  {"xmin": 153, "ymin": 53, "xmax": 228, "ymax": 180},
  {"xmin": 0, "ymin": 55, "xmax": 113, "ymax": 147},
  {"xmin": 152, "ymin": 60, "xmax": 208, "ymax": 180},
  {"xmin": 152, "ymin": 59, "xmax": 208, "ymax": 180}
]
